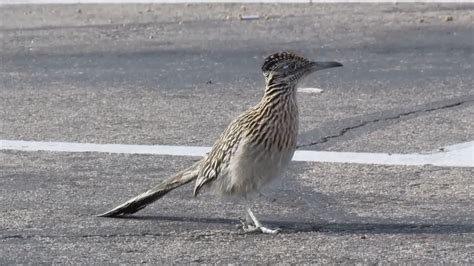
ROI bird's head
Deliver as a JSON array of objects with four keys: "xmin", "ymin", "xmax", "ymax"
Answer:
[{"xmin": 262, "ymin": 52, "xmax": 342, "ymax": 87}]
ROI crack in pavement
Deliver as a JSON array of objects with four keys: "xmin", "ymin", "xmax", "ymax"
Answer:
[{"xmin": 297, "ymin": 96, "xmax": 474, "ymax": 149}]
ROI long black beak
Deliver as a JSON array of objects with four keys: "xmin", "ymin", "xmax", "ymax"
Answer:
[{"xmin": 310, "ymin": 61, "xmax": 343, "ymax": 71}]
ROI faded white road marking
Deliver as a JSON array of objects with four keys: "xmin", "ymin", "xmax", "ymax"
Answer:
[
  {"xmin": 1, "ymin": 140, "xmax": 209, "ymax": 156},
  {"xmin": 0, "ymin": 0, "xmax": 466, "ymax": 5},
  {"xmin": 1, "ymin": 139, "xmax": 472, "ymax": 168},
  {"xmin": 1, "ymin": 0, "xmax": 467, "ymax": 4},
  {"xmin": 1, "ymin": 0, "xmax": 310, "ymax": 4}
]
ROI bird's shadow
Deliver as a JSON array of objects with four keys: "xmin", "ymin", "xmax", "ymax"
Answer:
[{"xmin": 111, "ymin": 215, "xmax": 474, "ymax": 235}]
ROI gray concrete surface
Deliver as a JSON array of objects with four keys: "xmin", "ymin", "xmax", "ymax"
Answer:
[{"xmin": 1, "ymin": 3, "xmax": 473, "ymax": 263}]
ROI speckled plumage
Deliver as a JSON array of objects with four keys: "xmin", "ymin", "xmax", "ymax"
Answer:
[{"xmin": 98, "ymin": 52, "xmax": 342, "ymax": 233}]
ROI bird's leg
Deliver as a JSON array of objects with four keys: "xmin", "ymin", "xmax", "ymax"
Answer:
[{"xmin": 241, "ymin": 207, "xmax": 281, "ymax": 234}]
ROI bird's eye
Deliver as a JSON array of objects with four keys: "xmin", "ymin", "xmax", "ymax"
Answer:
[{"xmin": 289, "ymin": 64, "xmax": 297, "ymax": 70}]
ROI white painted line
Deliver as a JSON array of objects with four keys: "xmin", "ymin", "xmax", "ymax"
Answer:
[
  {"xmin": 0, "ymin": 140, "xmax": 210, "ymax": 156},
  {"xmin": 1, "ymin": 139, "xmax": 473, "ymax": 168},
  {"xmin": 0, "ymin": 0, "xmax": 308, "ymax": 4},
  {"xmin": 0, "ymin": 0, "xmax": 470, "ymax": 4}
]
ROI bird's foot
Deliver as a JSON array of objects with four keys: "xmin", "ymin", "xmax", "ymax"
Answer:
[
  {"xmin": 239, "ymin": 219, "xmax": 281, "ymax": 234},
  {"xmin": 247, "ymin": 225, "xmax": 281, "ymax": 234}
]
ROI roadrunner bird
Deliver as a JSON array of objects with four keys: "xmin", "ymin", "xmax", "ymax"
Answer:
[{"xmin": 98, "ymin": 52, "xmax": 342, "ymax": 234}]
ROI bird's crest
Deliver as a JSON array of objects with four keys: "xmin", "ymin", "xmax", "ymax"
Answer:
[{"xmin": 261, "ymin": 52, "xmax": 309, "ymax": 72}]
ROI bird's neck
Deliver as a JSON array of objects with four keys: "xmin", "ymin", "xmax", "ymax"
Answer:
[
  {"xmin": 263, "ymin": 81, "xmax": 296, "ymax": 97},
  {"xmin": 261, "ymin": 82, "xmax": 297, "ymax": 104},
  {"xmin": 258, "ymin": 82, "xmax": 299, "ymax": 120},
  {"xmin": 252, "ymin": 82, "xmax": 299, "ymax": 151}
]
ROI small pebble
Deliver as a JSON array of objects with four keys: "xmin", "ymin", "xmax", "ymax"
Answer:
[
  {"xmin": 240, "ymin": 15, "xmax": 260, "ymax": 21},
  {"xmin": 299, "ymin": 87, "xmax": 323, "ymax": 94},
  {"xmin": 419, "ymin": 18, "xmax": 424, "ymax": 23},
  {"xmin": 77, "ymin": 9, "xmax": 82, "ymax": 14},
  {"xmin": 445, "ymin": 16, "xmax": 453, "ymax": 22}
]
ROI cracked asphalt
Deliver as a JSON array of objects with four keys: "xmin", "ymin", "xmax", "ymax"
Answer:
[{"xmin": 1, "ymin": 3, "xmax": 473, "ymax": 264}]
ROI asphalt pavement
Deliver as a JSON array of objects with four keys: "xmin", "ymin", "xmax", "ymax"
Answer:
[{"xmin": 1, "ymin": 3, "xmax": 473, "ymax": 263}]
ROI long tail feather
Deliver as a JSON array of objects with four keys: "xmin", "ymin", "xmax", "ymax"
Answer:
[{"xmin": 97, "ymin": 161, "xmax": 201, "ymax": 217}]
